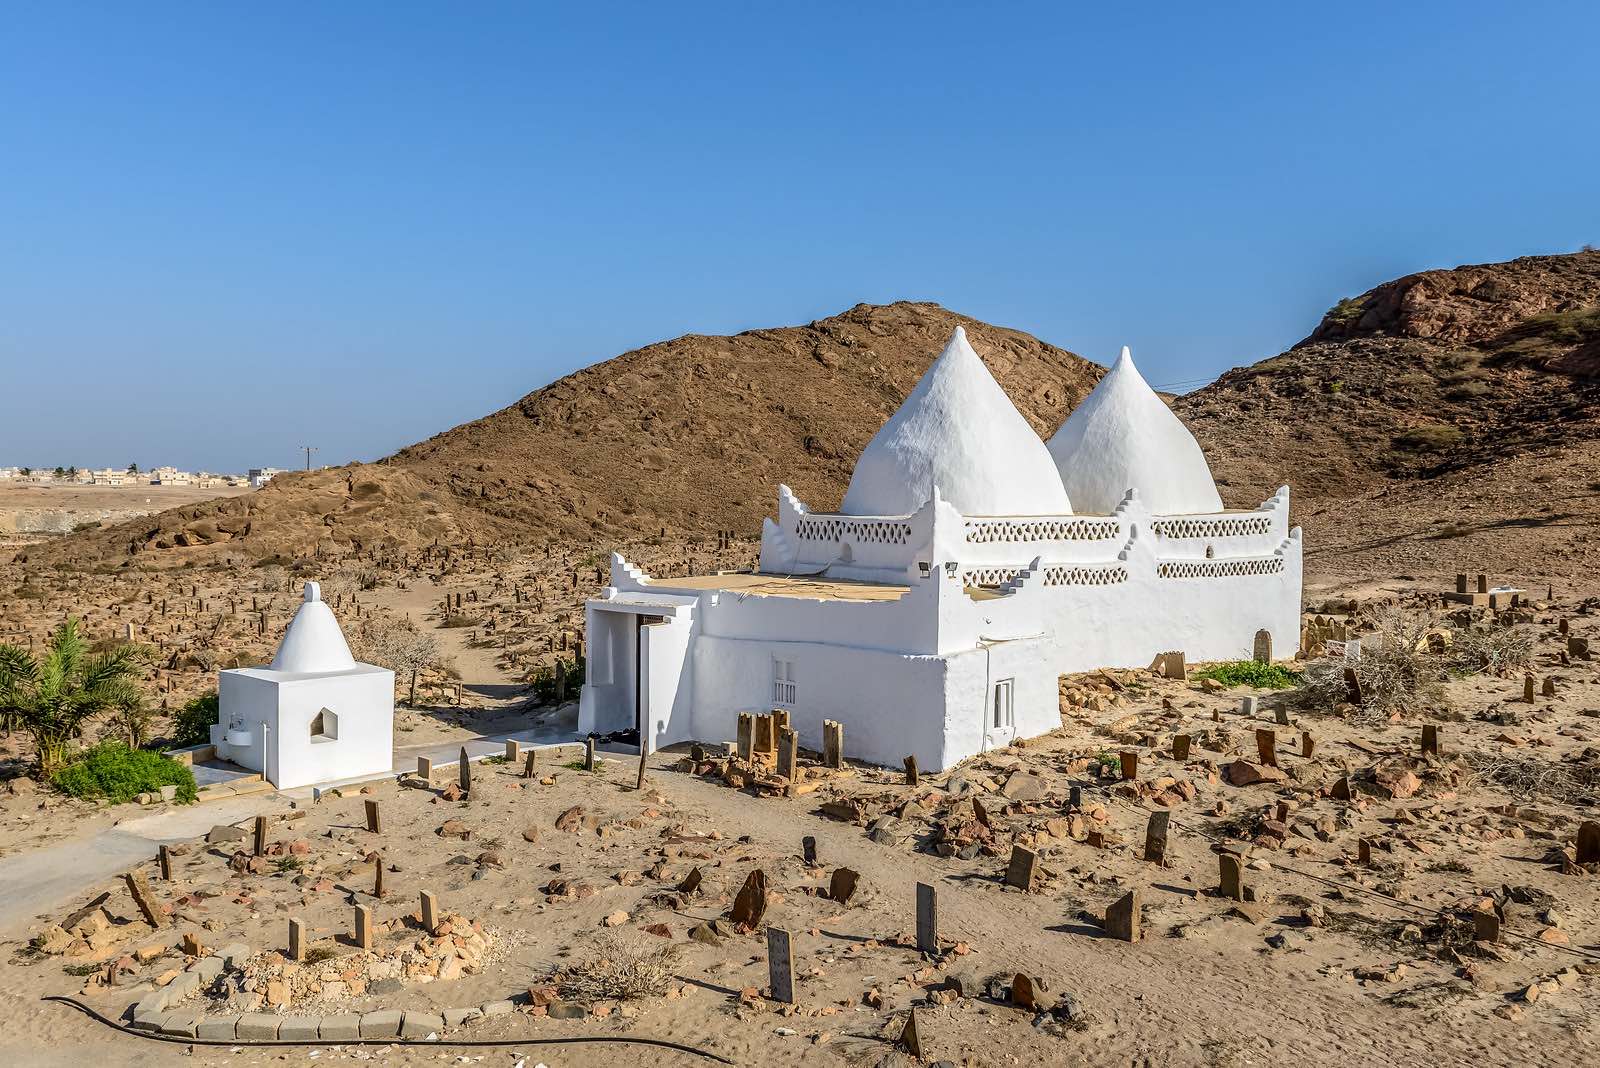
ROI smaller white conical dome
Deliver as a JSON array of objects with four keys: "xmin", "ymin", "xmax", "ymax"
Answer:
[
  {"xmin": 841, "ymin": 327, "xmax": 1072, "ymax": 517},
  {"xmin": 1047, "ymin": 347, "xmax": 1223, "ymax": 515},
  {"xmin": 270, "ymin": 581, "xmax": 358, "ymax": 673}
]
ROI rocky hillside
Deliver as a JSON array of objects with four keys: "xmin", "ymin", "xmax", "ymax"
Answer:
[
  {"xmin": 1177, "ymin": 250, "xmax": 1600, "ymax": 585},
  {"xmin": 21, "ymin": 302, "xmax": 1106, "ymax": 568},
  {"xmin": 21, "ymin": 251, "xmax": 1600, "ymax": 588}
]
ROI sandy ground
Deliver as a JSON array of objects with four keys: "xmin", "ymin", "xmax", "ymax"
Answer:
[{"xmin": 0, "ymin": 587, "xmax": 1595, "ymax": 1067}]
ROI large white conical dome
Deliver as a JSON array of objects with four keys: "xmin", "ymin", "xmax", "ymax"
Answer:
[
  {"xmin": 270, "ymin": 581, "xmax": 358, "ymax": 673},
  {"xmin": 1047, "ymin": 347, "xmax": 1223, "ymax": 515},
  {"xmin": 840, "ymin": 327, "xmax": 1072, "ymax": 517}
]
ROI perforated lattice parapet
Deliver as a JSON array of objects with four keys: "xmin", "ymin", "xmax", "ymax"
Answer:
[
  {"xmin": 794, "ymin": 517, "xmax": 912, "ymax": 545},
  {"xmin": 1152, "ymin": 515, "xmax": 1272, "ymax": 539},
  {"xmin": 1157, "ymin": 556, "xmax": 1285, "ymax": 579},
  {"xmin": 963, "ymin": 518, "xmax": 1121, "ymax": 544}
]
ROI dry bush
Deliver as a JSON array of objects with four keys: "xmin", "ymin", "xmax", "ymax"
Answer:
[
  {"xmin": 1448, "ymin": 625, "xmax": 1535, "ymax": 677},
  {"xmin": 1295, "ymin": 607, "xmax": 1447, "ymax": 723},
  {"xmin": 555, "ymin": 933, "xmax": 679, "ymax": 1001},
  {"xmin": 1464, "ymin": 751, "xmax": 1600, "ymax": 806}
]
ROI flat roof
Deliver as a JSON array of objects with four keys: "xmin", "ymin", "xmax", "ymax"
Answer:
[{"xmin": 644, "ymin": 572, "xmax": 909, "ymax": 603}]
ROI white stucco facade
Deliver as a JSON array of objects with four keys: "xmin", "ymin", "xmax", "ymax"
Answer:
[
  {"xmin": 581, "ymin": 330, "xmax": 1303, "ymax": 772},
  {"xmin": 212, "ymin": 582, "xmax": 394, "ymax": 789}
]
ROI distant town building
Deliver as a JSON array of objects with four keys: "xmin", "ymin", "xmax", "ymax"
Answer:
[
  {"xmin": 249, "ymin": 467, "xmax": 284, "ymax": 490},
  {"xmin": 89, "ymin": 468, "xmax": 126, "ymax": 486},
  {"xmin": 150, "ymin": 466, "xmax": 194, "ymax": 486}
]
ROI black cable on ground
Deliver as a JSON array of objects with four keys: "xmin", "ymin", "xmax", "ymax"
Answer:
[{"xmin": 42, "ymin": 995, "xmax": 736, "ymax": 1063}]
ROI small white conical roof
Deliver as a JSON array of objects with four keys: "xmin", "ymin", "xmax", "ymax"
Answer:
[
  {"xmin": 1047, "ymin": 347, "xmax": 1223, "ymax": 515},
  {"xmin": 841, "ymin": 327, "xmax": 1072, "ymax": 517},
  {"xmin": 270, "ymin": 581, "xmax": 358, "ymax": 673}
]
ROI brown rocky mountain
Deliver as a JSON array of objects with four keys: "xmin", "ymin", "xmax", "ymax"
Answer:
[{"xmin": 23, "ymin": 251, "xmax": 1600, "ymax": 589}]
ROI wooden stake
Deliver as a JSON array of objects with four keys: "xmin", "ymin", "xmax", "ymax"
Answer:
[
  {"xmin": 522, "ymin": 749, "xmax": 537, "ymax": 779},
  {"xmin": 157, "ymin": 844, "xmax": 173, "ymax": 881},
  {"xmin": 252, "ymin": 815, "xmax": 268, "ymax": 857}
]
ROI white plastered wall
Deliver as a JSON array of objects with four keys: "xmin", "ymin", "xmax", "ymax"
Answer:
[{"xmin": 215, "ymin": 665, "xmax": 394, "ymax": 789}]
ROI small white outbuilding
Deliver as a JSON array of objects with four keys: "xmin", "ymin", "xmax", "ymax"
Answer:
[{"xmin": 212, "ymin": 581, "xmax": 394, "ymax": 789}]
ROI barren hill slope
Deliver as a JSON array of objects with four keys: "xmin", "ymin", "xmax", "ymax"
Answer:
[
  {"xmin": 21, "ymin": 302, "xmax": 1106, "ymax": 568},
  {"xmin": 1176, "ymin": 250, "xmax": 1600, "ymax": 586},
  {"xmin": 22, "ymin": 252, "xmax": 1600, "ymax": 589}
]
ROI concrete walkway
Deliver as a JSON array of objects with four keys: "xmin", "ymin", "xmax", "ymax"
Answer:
[{"xmin": 0, "ymin": 792, "xmax": 295, "ymax": 939}]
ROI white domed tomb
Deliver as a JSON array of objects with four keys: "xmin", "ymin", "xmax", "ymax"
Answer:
[
  {"xmin": 1047, "ymin": 347, "xmax": 1223, "ymax": 515},
  {"xmin": 213, "ymin": 581, "xmax": 394, "ymax": 789},
  {"xmin": 840, "ymin": 327, "xmax": 1071, "ymax": 517}
]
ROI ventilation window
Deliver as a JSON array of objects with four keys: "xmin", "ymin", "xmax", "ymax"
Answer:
[
  {"xmin": 310, "ymin": 707, "xmax": 339, "ymax": 742},
  {"xmin": 772, "ymin": 658, "xmax": 797, "ymax": 707}
]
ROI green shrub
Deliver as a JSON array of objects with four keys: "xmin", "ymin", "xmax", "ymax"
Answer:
[
  {"xmin": 50, "ymin": 742, "xmax": 198, "ymax": 804},
  {"xmin": 1393, "ymin": 424, "xmax": 1464, "ymax": 452},
  {"xmin": 169, "ymin": 691, "xmax": 219, "ymax": 748},
  {"xmin": 1193, "ymin": 661, "xmax": 1302, "ymax": 689},
  {"xmin": 1325, "ymin": 297, "xmax": 1366, "ymax": 327}
]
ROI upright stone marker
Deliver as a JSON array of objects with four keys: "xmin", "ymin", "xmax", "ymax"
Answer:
[
  {"xmin": 1358, "ymin": 838, "xmax": 1373, "ymax": 866},
  {"xmin": 753, "ymin": 714, "xmax": 774, "ymax": 756},
  {"xmin": 458, "ymin": 747, "xmax": 472, "ymax": 793},
  {"xmin": 417, "ymin": 756, "xmax": 433, "ymax": 781},
  {"xmin": 522, "ymin": 750, "xmax": 537, "ymax": 779},
  {"xmin": 1004, "ymin": 845, "xmax": 1038, "ymax": 892},
  {"xmin": 1240, "ymin": 695, "xmax": 1258, "ymax": 717},
  {"xmin": 898, "ymin": 1007, "xmax": 924, "ymax": 1059},
  {"xmin": 1255, "ymin": 728, "xmax": 1277, "ymax": 768},
  {"xmin": 1420, "ymin": 724, "xmax": 1439, "ymax": 756},
  {"xmin": 353, "ymin": 904, "xmax": 372, "ymax": 949},
  {"xmin": 1219, "ymin": 853, "xmax": 1243, "ymax": 901},
  {"xmin": 1577, "ymin": 821, "xmax": 1600, "ymax": 865},
  {"xmin": 915, "ymin": 882, "xmax": 938, "ymax": 955},
  {"xmin": 157, "ymin": 844, "xmax": 173, "ymax": 881},
  {"xmin": 1172, "ymin": 734, "xmax": 1190, "ymax": 761},
  {"xmin": 903, "ymin": 755, "xmax": 919, "ymax": 787},
  {"xmin": 505, "ymin": 739, "xmax": 520, "ymax": 763},
  {"xmin": 584, "ymin": 736, "xmax": 596, "ymax": 772},
  {"xmin": 1301, "ymin": 732, "xmax": 1316, "ymax": 758},
  {"xmin": 765, "ymin": 926, "xmax": 794, "ymax": 1003},
  {"xmin": 1119, "ymin": 751, "xmax": 1138, "ymax": 781},
  {"xmin": 736, "ymin": 713, "xmax": 754, "ymax": 762},
  {"xmin": 1253, "ymin": 629, "xmax": 1273, "ymax": 664},
  {"xmin": 1474, "ymin": 909, "xmax": 1501, "ymax": 943},
  {"xmin": 822, "ymin": 720, "xmax": 843, "ymax": 769},
  {"xmin": 802, "ymin": 835, "xmax": 818, "ymax": 866},
  {"xmin": 364, "ymin": 799, "xmax": 381, "ymax": 834},
  {"xmin": 776, "ymin": 728, "xmax": 798, "ymax": 781},
  {"xmin": 1143, "ymin": 810, "xmax": 1171, "ymax": 864},
  {"xmin": 288, "ymin": 918, "xmax": 305, "ymax": 961},
  {"xmin": 420, "ymin": 889, "xmax": 439, "ymax": 934},
  {"xmin": 252, "ymin": 815, "xmax": 268, "ymax": 857},
  {"xmin": 1106, "ymin": 890, "xmax": 1141, "ymax": 942}
]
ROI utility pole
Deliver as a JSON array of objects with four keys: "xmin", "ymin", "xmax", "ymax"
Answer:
[{"xmin": 301, "ymin": 445, "xmax": 318, "ymax": 471}]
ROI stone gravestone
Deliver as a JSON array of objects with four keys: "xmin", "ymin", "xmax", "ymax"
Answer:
[
  {"xmin": 1004, "ymin": 845, "xmax": 1038, "ymax": 892},
  {"xmin": 1119, "ymin": 751, "xmax": 1138, "ymax": 781},
  {"xmin": 736, "ymin": 713, "xmax": 754, "ymax": 761},
  {"xmin": 1143, "ymin": 810, "xmax": 1171, "ymax": 864},
  {"xmin": 822, "ymin": 720, "xmax": 843, "ymax": 769},
  {"xmin": 1106, "ymin": 890, "xmax": 1141, "ymax": 942},
  {"xmin": 776, "ymin": 728, "xmax": 798, "ymax": 782},
  {"xmin": 1577, "ymin": 821, "xmax": 1600, "ymax": 865},
  {"xmin": 731, "ymin": 870, "xmax": 768, "ymax": 928},
  {"xmin": 364, "ymin": 799, "xmax": 381, "ymax": 834},
  {"xmin": 828, "ymin": 867, "xmax": 860, "ymax": 905},
  {"xmin": 288, "ymin": 918, "xmax": 305, "ymax": 961},
  {"xmin": 802, "ymin": 836, "xmax": 818, "ymax": 866},
  {"xmin": 1172, "ymin": 734, "xmax": 1190, "ymax": 761},
  {"xmin": 1255, "ymin": 728, "xmax": 1277, "ymax": 768},
  {"xmin": 765, "ymin": 926, "xmax": 794, "ymax": 1003},
  {"xmin": 1219, "ymin": 853, "xmax": 1244, "ymax": 901},
  {"xmin": 1420, "ymin": 724, "xmax": 1438, "ymax": 757},
  {"xmin": 1253, "ymin": 629, "xmax": 1272, "ymax": 664},
  {"xmin": 915, "ymin": 882, "xmax": 939, "ymax": 955}
]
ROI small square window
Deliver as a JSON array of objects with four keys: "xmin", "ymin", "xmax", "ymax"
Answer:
[{"xmin": 310, "ymin": 707, "xmax": 339, "ymax": 742}]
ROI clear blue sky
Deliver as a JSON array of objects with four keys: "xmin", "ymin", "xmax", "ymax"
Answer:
[{"xmin": 3, "ymin": 2, "xmax": 1596, "ymax": 473}]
